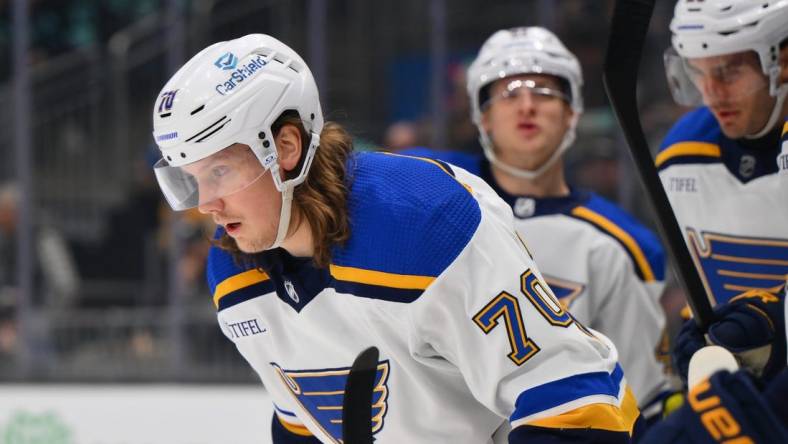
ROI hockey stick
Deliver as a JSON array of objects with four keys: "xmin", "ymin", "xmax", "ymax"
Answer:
[
  {"xmin": 602, "ymin": 0, "xmax": 714, "ymax": 330},
  {"xmin": 342, "ymin": 346, "xmax": 379, "ymax": 444}
]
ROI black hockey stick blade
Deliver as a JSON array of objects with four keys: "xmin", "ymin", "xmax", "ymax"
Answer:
[
  {"xmin": 602, "ymin": 0, "xmax": 714, "ymax": 330},
  {"xmin": 342, "ymin": 346, "xmax": 379, "ymax": 444}
]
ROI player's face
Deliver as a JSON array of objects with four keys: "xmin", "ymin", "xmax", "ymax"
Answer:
[
  {"xmin": 685, "ymin": 51, "xmax": 774, "ymax": 138},
  {"xmin": 190, "ymin": 144, "xmax": 282, "ymax": 253},
  {"xmin": 481, "ymin": 74, "xmax": 573, "ymax": 171}
]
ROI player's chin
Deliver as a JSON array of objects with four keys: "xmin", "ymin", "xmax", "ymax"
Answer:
[
  {"xmin": 718, "ymin": 124, "xmax": 747, "ymax": 140},
  {"xmin": 235, "ymin": 237, "xmax": 271, "ymax": 254}
]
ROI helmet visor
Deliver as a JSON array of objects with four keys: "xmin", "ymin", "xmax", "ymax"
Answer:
[
  {"xmin": 481, "ymin": 78, "xmax": 570, "ymax": 111},
  {"xmin": 154, "ymin": 144, "xmax": 269, "ymax": 211},
  {"xmin": 664, "ymin": 48, "xmax": 768, "ymax": 107}
]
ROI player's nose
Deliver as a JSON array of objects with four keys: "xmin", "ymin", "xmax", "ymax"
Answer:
[
  {"xmin": 516, "ymin": 91, "xmax": 537, "ymax": 113},
  {"xmin": 198, "ymin": 197, "xmax": 225, "ymax": 214}
]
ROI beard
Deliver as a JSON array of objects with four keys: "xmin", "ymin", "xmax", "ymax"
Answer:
[{"xmin": 233, "ymin": 229, "xmax": 276, "ymax": 253}]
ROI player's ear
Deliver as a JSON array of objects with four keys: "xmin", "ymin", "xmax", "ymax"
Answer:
[
  {"xmin": 480, "ymin": 110, "xmax": 492, "ymax": 134},
  {"xmin": 275, "ymin": 124, "xmax": 303, "ymax": 172},
  {"xmin": 563, "ymin": 104, "xmax": 576, "ymax": 128}
]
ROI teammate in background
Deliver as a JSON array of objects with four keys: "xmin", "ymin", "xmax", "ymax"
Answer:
[
  {"xmin": 644, "ymin": 121, "xmax": 788, "ymax": 442},
  {"xmin": 658, "ymin": 0, "xmax": 788, "ymax": 308},
  {"xmin": 404, "ymin": 27, "xmax": 670, "ymax": 420},
  {"xmin": 151, "ymin": 34, "xmax": 642, "ymax": 443}
]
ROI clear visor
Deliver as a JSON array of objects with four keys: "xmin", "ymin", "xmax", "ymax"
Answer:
[
  {"xmin": 482, "ymin": 78, "xmax": 570, "ymax": 110},
  {"xmin": 154, "ymin": 144, "xmax": 269, "ymax": 211},
  {"xmin": 664, "ymin": 47, "xmax": 768, "ymax": 107}
]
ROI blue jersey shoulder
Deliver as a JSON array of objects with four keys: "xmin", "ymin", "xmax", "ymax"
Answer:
[
  {"xmin": 398, "ymin": 147, "xmax": 483, "ymax": 176},
  {"xmin": 657, "ymin": 107, "xmax": 723, "ymax": 170},
  {"xmin": 207, "ymin": 229, "xmax": 240, "ymax": 293},
  {"xmin": 660, "ymin": 107, "xmax": 721, "ymax": 149},
  {"xmin": 331, "ymin": 151, "xmax": 481, "ymax": 282},
  {"xmin": 206, "ymin": 229, "xmax": 274, "ymax": 311},
  {"xmin": 573, "ymin": 193, "xmax": 665, "ymax": 282}
]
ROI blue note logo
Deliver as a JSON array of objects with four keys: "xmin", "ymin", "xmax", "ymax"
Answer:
[
  {"xmin": 272, "ymin": 360, "xmax": 391, "ymax": 442},
  {"xmin": 687, "ymin": 229, "xmax": 788, "ymax": 304},
  {"xmin": 214, "ymin": 52, "xmax": 239, "ymax": 71}
]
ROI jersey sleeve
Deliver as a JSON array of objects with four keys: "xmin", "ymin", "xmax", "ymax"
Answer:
[
  {"xmin": 407, "ymin": 171, "xmax": 642, "ymax": 443},
  {"xmin": 587, "ymin": 236, "xmax": 669, "ymax": 413}
]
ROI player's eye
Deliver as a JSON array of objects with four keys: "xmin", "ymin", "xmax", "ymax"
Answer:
[
  {"xmin": 715, "ymin": 65, "xmax": 743, "ymax": 83},
  {"xmin": 211, "ymin": 165, "xmax": 231, "ymax": 179},
  {"xmin": 501, "ymin": 89, "xmax": 522, "ymax": 101}
]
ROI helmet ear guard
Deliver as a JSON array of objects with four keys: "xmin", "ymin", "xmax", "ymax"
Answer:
[{"xmin": 466, "ymin": 26, "xmax": 583, "ymax": 178}]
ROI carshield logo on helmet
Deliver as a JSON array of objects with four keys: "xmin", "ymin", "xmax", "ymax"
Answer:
[
  {"xmin": 214, "ymin": 52, "xmax": 239, "ymax": 70},
  {"xmin": 214, "ymin": 55, "xmax": 268, "ymax": 96}
]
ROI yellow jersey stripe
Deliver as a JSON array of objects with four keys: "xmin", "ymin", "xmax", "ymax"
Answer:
[
  {"xmin": 783, "ymin": 120, "xmax": 787, "ymax": 137},
  {"xmin": 655, "ymin": 142, "xmax": 721, "ymax": 168},
  {"xmin": 384, "ymin": 152, "xmax": 451, "ymax": 175},
  {"xmin": 571, "ymin": 206, "xmax": 656, "ymax": 281},
  {"xmin": 384, "ymin": 152, "xmax": 473, "ymax": 195},
  {"xmin": 213, "ymin": 269, "xmax": 270, "ymax": 308},
  {"xmin": 526, "ymin": 386, "xmax": 640, "ymax": 435},
  {"xmin": 415, "ymin": 156, "xmax": 453, "ymax": 176},
  {"xmin": 329, "ymin": 264, "xmax": 436, "ymax": 290},
  {"xmin": 277, "ymin": 416, "xmax": 313, "ymax": 437}
]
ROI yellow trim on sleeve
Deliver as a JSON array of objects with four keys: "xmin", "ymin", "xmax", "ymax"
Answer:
[
  {"xmin": 782, "ymin": 120, "xmax": 787, "ymax": 137},
  {"xmin": 525, "ymin": 386, "xmax": 640, "ymax": 435},
  {"xmin": 329, "ymin": 264, "xmax": 435, "ymax": 290},
  {"xmin": 213, "ymin": 269, "xmax": 270, "ymax": 308},
  {"xmin": 277, "ymin": 416, "xmax": 313, "ymax": 437},
  {"xmin": 655, "ymin": 142, "xmax": 721, "ymax": 168},
  {"xmin": 571, "ymin": 206, "xmax": 656, "ymax": 281}
]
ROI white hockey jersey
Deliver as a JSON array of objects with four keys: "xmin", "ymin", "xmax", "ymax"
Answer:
[
  {"xmin": 658, "ymin": 109, "xmax": 788, "ymax": 306},
  {"xmin": 401, "ymin": 148, "xmax": 668, "ymax": 414},
  {"xmin": 207, "ymin": 152, "xmax": 640, "ymax": 443}
]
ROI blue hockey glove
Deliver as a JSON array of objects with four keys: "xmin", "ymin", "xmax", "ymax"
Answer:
[
  {"xmin": 640, "ymin": 369, "xmax": 787, "ymax": 444},
  {"xmin": 673, "ymin": 289, "xmax": 786, "ymax": 387}
]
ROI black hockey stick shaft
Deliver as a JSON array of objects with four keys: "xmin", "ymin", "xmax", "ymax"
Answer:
[
  {"xmin": 603, "ymin": 0, "xmax": 714, "ymax": 330},
  {"xmin": 342, "ymin": 346, "xmax": 379, "ymax": 444}
]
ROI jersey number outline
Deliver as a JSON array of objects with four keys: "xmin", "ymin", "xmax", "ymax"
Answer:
[{"xmin": 473, "ymin": 269, "xmax": 574, "ymax": 366}]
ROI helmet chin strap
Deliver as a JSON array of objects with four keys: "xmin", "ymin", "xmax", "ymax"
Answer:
[
  {"xmin": 265, "ymin": 163, "xmax": 294, "ymax": 250},
  {"xmin": 478, "ymin": 116, "xmax": 578, "ymax": 180},
  {"xmin": 745, "ymin": 85, "xmax": 788, "ymax": 139},
  {"xmin": 269, "ymin": 184, "xmax": 294, "ymax": 250},
  {"xmin": 262, "ymin": 134, "xmax": 319, "ymax": 251}
]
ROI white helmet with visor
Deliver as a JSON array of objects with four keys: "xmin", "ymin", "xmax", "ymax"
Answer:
[
  {"xmin": 467, "ymin": 26, "xmax": 583, "ymax": 179},
  {"xmin": 152, "ymin": 34, "xmax": 323, "ymax": 249},
  {"xmin": 665, "ymin": 0, "xmax": 788, "ymax": 137}
]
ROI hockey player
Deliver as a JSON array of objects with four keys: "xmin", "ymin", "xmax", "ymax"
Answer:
[
  {"xmin": 659, "ymin": 0, "xmax": 788, "ymax": 306},
  {"xmin": 151, "ymin": 34, "xmax": 642, "ymax": 443},
  {"xmin": 641, "ymin": 278, "xmax": 787, "ymax": 442},
  {"xmin": 404, "ymin": 27, "xmax": 670, "ymax": 420}
]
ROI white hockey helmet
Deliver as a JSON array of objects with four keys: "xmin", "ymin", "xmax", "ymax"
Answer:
[
  {"xmin": 666, "ymin": 0, "xmax": 788, "ymax": 136},
  {"xmin": 467, "ymin": 27, "xmax": 583, "ymax": 179},
  {"xmin": 152, "ymin": 34, "xmax": 323, "ymax": 249}
]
